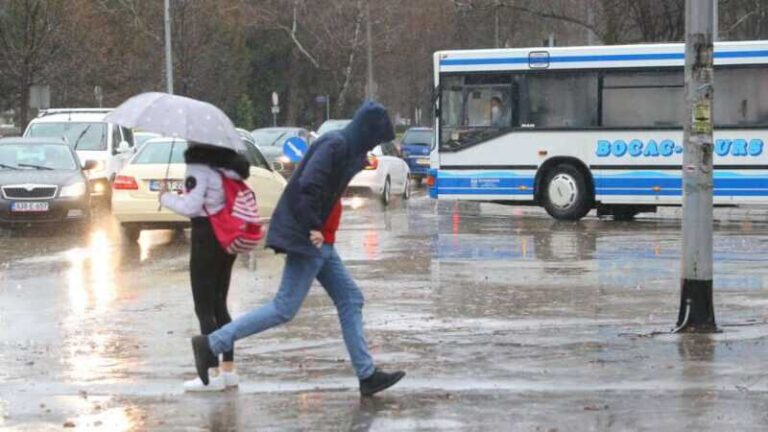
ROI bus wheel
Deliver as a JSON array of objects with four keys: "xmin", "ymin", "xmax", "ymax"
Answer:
[{"xmin": 542, "ymin": 164, "xmax": 592, "ymax": 221}]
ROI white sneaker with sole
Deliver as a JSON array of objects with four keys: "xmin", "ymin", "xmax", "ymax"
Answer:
[
  {"xmin": 183, "ymin": 375, "xmax": 226, "ymax": 392},
  {"xmin": 221, "ymin": 371, "xmax": 239, "ymax": 388}
]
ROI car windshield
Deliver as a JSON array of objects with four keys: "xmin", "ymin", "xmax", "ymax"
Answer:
[
  {"xmin": 0, "ymin": 143, "xmax": 77, "ymax": 170},
  {"xmin": 316, "ymin": 120, "xmax": 351, "ymax": 136},
  {"xmin": 132, "ymin": 140, "xmax": 188, "ymax": 164},
  {"xmin": 27, "ymin": 122, "xmax": 108, "ymax": 151},
  {"xmin": 134, "ymin": 132, "xmax": 161, "ymax": 148},
  {"xmin": 403, "ymin": 130, "xmax": 433, "ymax": 146},
  {"xmin": 251, "ymin": 129, "xmax": 296, "ymax": 147}
]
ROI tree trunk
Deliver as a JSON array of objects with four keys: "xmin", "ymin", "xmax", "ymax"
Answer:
[
  {"xmin": 335, "ymin": 0, "xmax": 364, "ymax": 116},
  {"xmin": 18, "ymin": 76, "xmax": 30, "ymax": 132},
  {"xmin": 285, "ymin": 49, "xmax": 302, "ymax": 126}
]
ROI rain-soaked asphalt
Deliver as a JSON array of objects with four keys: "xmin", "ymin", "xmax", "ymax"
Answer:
[{"xmin": 2, "ymin": 190, "xmax": 768, "ymax": 431}]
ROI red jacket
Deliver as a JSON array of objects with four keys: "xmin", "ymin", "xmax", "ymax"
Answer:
[{"xmin": 322, "ymin": 199, "xmax": 342, "ymax": 245}]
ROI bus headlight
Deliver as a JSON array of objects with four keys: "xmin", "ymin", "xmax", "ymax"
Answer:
[{"xmin": 60, "ymin": 181, "xmax": 86, "ymax": 198}]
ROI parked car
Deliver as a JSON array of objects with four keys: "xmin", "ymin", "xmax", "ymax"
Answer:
[
  {"xmin": 399, "ymin": 127, "xmax": 433, "ymax": 184},
  {"xmin": 0, "ymin": 137, "xmax": 95, "ymax": 227},
  {"xmin": 250, "ymin": 127, "xmax": 311, "ymax": 178},
  {"xmin": 315, "ymin": 119, "xmax": 351, "ymax": 137},
  {"xmin": 347, "ymin": 142, "xmax": 410, "ymax": 206},
  {"xmin": 23, "ymin": 108, "xmax": 136, "ymax": 201},
  {"xmin": 111, "ymin": 137, "xmax": 287, "ymax": 241}
]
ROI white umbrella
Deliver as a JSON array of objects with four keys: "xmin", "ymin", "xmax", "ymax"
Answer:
[{"xmin": 105, "ymin": 92, "xmax": 243, "ymax": 151}]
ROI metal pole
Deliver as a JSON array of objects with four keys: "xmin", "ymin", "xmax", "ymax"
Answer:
[
  {"xmin": 677, "ymin": 0, "xmax": 716, "ymax": 332},
  {"xmin": 365, "ymin": 0, "xmax": 375, "ymax": 100},
  {"xmin": 326, "ymin": 96, "xmax": 330, "ymax": 121},
  {"xmin": 164, "ymin": 0, "xmax": 174, "ymax": 94},
  {"xmin": 494, "ymin": 0, "xmax": 500, "ymax": 48}
]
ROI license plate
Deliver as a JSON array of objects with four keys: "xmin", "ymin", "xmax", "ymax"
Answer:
[
  {"xmin": 11, "ymin": 201, "xmax": 49, "ymax": 212},
  {"xmin": 417, "ymin": 158, "xmax": 430, "ymax": 166},
  {"xmin": 149, "ymin": 180, "xmax": 183, "ymax": 192}
]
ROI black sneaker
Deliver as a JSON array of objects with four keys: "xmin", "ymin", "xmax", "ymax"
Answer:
[
  {"xmin": 359, "ymin": 368, "xmax": 406, "ymax": 397},
  {"xmin": 191, "ymin": 335, "xmax": 217, "ymax": 385}
]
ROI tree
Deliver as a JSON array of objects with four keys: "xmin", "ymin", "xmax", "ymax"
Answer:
[
  {"xmin": 0, "ymin": 0, "xmax": 66, "ymax": 129},
  {"xmin": 233, "ymin": 94, "xmax": 256, "ymax": 130}
]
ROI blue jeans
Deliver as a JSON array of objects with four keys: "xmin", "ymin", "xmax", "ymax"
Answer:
[{"xmin": 208, "ymin": 245, "xmax": 375, "ymax": 379}]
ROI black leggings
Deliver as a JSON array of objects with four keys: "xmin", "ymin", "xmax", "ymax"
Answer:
[{"xmin": 190, "ymin": 217, "xmax": 236, "ymax": 364}]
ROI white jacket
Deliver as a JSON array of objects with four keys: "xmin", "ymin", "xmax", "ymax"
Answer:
[{"xmin": 160, "ymin": 164, "xmax": 241, "ymax": 218}]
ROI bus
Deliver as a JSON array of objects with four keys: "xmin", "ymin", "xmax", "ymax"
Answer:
[{"xmin": 428, "ymin": 41, "xmax": 768, "ymax": 221}]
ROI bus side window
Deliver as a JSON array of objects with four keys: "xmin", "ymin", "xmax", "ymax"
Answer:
[
  {"xmin": 520, "ymin": 72, "xmax": 598, "ymax": 128},
  {"xmin": 714, "ymin": 67, "xmax": 768, "ymax": 127}
]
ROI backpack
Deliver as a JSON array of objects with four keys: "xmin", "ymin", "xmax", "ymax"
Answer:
[{"xmin": 205, "ymin": 173, "xmax": 264, "ymax": 254}]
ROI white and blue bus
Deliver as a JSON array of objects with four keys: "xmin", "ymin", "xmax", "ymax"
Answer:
[{"xmin": 428, "ymin": 41, "xmax": 768, "ymax": 220}]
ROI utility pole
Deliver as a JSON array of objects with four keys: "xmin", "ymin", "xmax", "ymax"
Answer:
[
  {"xmin": 677, "ymin": 0, "xmax": 716, "ymax": 332},
  {"xmin": 494, "ymin": 0, "xmax": 500, "ymax": 48},
  {"xmin": 365, "ymin": 0, "xmax": 376, "ymax": 100},
  {"xmin": 164, "ymin": 0, "xmax": 174, "ymax": 94}
]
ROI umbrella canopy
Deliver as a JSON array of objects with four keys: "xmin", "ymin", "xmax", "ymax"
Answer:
[{"xmin": 105, "ymin": 92, "xmax": 243, "ymax": 151}]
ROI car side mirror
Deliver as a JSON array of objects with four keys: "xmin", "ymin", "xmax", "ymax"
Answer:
[
  {"xmin": 83, "ymin": 160, "xmax": 98, "ymax": 171},
  {"xmin": 117, "ymin": 141, "xmax": 132, "ymax": 154}
]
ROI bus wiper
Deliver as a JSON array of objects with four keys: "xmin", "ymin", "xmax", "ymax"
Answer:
[
  {"xmin": 71, "ymin": 125, "xmax": 92, "ymax": 150},
  {"xmin": 0, "ymin": 163, "xmax": 19, "ymax": 170},
  {"xmin": 17, "ymin": 163, "xmax": 54, "ymax": 170}
]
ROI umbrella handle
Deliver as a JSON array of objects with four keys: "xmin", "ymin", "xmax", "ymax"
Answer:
[{"xmin": 158, "ymin": 139, "xmax": 175, "ymax": 212}]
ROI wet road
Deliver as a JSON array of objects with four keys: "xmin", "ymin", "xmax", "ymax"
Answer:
[{"xmin": 2, "ymin": 191, "xmax": 768, "ymax": 431}]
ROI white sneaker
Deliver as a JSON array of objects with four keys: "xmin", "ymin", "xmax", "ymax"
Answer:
[
  {"xmin": 221, "ymin": 371, "xmax": 239, "ymax": 388},
  {"xmin": 183, "ymin": 375, "xmax": 226, "ymax": 392}
]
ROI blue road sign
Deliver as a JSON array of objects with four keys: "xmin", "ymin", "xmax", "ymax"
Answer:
[{"xmin": 283, "ymin": 136, "xmax": 308, "ymax": 163}]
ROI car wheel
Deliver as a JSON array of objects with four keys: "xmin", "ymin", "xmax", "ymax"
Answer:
[
  {"xmin": 402, "ymin": 176, "xmax": 411, "ymax": 200},
  {"xmin": 381, "ymin": 177, "xmax": 391, "ymax": 206},
  {"xmin": 542, "ymin": 164, "xmax": 593, "ymax": 221},
  {"xmin": 121, "ymin": 223, "xmax": 141, "ymax": 243}
]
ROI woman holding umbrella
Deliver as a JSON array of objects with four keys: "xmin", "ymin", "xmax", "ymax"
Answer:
[
  {"xmin": 159, "ymin": 143, "xmax": 250, "ymax": 391},
  {"xmin": 106, "ymin": 93, "xmax": 251, "ymax": 391}
]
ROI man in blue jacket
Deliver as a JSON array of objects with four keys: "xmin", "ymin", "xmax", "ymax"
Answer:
[{"xmin": 191, "ymin": 101, "xmax": 406, "ymax": 396}]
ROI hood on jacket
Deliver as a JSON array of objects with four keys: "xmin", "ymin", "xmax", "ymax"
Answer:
[
  {"xmin": 184, "ymin": 144, "xmax": 250, "ymax": 180},
  {"xmin": 341, "ymin": 101, "xmax": 395, "ymax": 156}
]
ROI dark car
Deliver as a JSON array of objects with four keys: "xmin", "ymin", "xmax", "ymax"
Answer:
[
  {"xmin": 399, "ymin": 127, "xmax": 433, "ymax": 184},
  {"xmin": 0, "ymin": 137, "xmax": 95, "ymax": 227},
  {"xmin": 250, "ymin": 127, "xmax": 311, "ymax": 178}
]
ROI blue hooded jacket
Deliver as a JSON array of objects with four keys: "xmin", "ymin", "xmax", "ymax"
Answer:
[{"xmin": 266, "ymin": 101, "xmax": 395, "ymax": 256}]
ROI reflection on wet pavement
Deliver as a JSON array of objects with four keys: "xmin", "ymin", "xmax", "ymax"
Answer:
[{"xmin": 2, "ymin": 193, "xmax": 768, "ymax": 430}]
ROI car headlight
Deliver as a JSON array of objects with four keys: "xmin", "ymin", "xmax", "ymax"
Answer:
[{"xmin": 60, "ymin": 181, "xmax": 86, "ymax": 198}]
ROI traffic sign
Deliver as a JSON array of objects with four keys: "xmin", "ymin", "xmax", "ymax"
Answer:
[
  {"xmin": 283, "ymin": 136, "xmax": 308, "ymax": 163},
  {"xmin": 315, "ymin": 95, "xmax": 328, "ymax": 104}
]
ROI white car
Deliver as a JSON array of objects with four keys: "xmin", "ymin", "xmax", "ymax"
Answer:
[
  {"xmin": 112, "ymin": 138, "xmax": 286, "ymax": 241},
  {"xmin": 23, "ymin": 108, "xmax": 136, "ymax": 201},
  {"xmin": 347, "ymin": 143, "xmax": 410, "ymax": 205}
]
